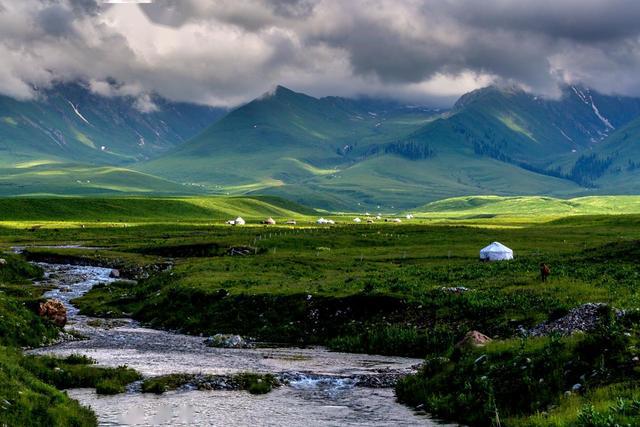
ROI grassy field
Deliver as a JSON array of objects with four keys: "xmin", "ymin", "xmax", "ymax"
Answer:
[
  {"xmin": 418, "ymin": 195, "xmax": 640, "ymax": 217},
  {"xmin": 0, "ymin": 195, "xmax": 315, "ymax": 224},
  {"xmin": 3, "ymin": 195, "xmax": 640, "ymax": 425}
]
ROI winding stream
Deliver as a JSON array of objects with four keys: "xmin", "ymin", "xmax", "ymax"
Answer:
[{"xmin": 29, "ymin": 263, "xmax": 454, "ymax": 426}]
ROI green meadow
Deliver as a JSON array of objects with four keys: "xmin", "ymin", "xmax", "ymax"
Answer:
[{"xmin": 3, "ymin": 195, "xmax": 640, "ymax": 426}]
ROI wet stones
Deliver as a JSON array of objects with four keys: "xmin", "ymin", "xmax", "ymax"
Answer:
[
  {"xmin": 277, "ymin": 371, "xmax": 404, "ymax": 388},
  {"xmin": 204, "ymin": 334, "xmax": 254, "ymax": 349},
  {"xmin": 38, "ymin": 299, "xmax": 67, "ymax": 327}
]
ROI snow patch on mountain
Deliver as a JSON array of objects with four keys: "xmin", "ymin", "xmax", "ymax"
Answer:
[
  {"xmin": 559, "ymin": 129, "xmax": 573, "ymax": 142},
  {"xmin": 590, "ymin": 99, "xmax": 614, "ymax": 130},
  {"xmin": 572, "ymin": 86, "xmax": 589, "ymax": 104},
  {"xmin": 571, "ymin": 86, "xmax": 614, "ymax": 130},
  {"xmin": 67, "ymin": 100, "xmax": 91, "ymax": 126}
]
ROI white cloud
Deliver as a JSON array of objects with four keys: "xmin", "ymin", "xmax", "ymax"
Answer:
[{"xmin": 1, "ymin": 0, "xmax": 640, "ymax": 107}]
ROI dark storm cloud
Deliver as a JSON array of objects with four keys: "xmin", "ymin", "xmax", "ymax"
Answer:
[
  {"xmin": 139, "ymin": 0, "xmax": 197, "ymax": 27},
  {"xmin": 300, "ymin": 0, "xmax": 640, "ymax": 97},
  {"xmin": 2, "ymin": 0, "xmax": 640, "ymax": 107},
  {"xmin": 36, "ymin": 5, "xmax": 76, "ymax": 37},
  {"xmin": 68, "ymin": 0, "xmax": 101, "ymax": 16},
  {"xmin": 268, "ymin": 0, "xmax": 316, "ymax": 18},
  {"xmin": 444, "ymin": 0, "xmax": 640, "ymax": 43}
]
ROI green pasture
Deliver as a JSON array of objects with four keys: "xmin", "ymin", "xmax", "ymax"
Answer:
[{"xmin": 3, "ymin": 195, "xmax": 640, "ymax": 426}]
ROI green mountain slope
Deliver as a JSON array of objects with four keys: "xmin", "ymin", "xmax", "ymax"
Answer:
[
  {"xmin": 255, "ymin": 153, "xmax": 583, "ymax": 211},
  {"xmin": 571, "ymin": 116, "xmax": 640, "ymax": 193},
  {"xmin": 0, "ymin": 83, "xmax": 225, "ymax": 166},
  {"xmin": 143, "ymin": 85, "xmax": 640, "ymax": 209},
  {"xmin": 3, "ymin": 82, "xmax": 640, "ymax": 210},
  {"xmin": 419, "ymin": 85, "xmax": 640, "ymax": 166},
  {"xmin": 140, "ymin": 86, "xmax": 442, "ymax": 186}
]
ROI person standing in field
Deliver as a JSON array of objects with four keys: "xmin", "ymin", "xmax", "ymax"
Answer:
[{"xmin": 540, "ymin": 263, "xmax": 550, "ymax": 282}]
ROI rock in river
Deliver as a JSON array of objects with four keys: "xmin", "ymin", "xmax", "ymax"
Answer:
[
  {"xmin": 204, "ymin": 334, "xmax": 253, "ymax": 349},
  {"xmin": 38, "ymin": 299, "xmax": 67, "ymax": 327}
]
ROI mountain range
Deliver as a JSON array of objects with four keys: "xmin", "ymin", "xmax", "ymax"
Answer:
[{"xmin": 2, "ymin": 82, "xmax": 640, "ymax": 209}]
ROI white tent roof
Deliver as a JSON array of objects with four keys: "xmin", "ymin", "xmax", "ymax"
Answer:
[{"xmin": 479, "ymin": 242, "xmax": 513, "ymax": 260}]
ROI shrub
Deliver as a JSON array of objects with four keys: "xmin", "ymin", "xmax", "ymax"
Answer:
[{"xmin": 95, "ymin": 379, "xmax": 125, "ymax": 395}]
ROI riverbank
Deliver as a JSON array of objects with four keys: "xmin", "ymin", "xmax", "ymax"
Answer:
[
  {"xmin": 60, "ymin": 218, "xmax": 640, "ymax": 426},
  {"xmin": 0, "ymin": 255, "xmax": 142, "ymax": 426},
  {"xmin": 26, "ymin": 261, "xmax": 441, "ymax": 426},
  {"xmin": 3, "ymin": 209, "xmax": 640, "ymax": 425}
]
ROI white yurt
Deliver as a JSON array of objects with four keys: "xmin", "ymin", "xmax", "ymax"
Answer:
[
  {"xmin": 234, "ymin": 217, "xmax": 246, "ymax": 226},
  {"xmin": 353, "ymin": 217, "xmax": 362, "ymax": 223},
  {"xmin": 479, "ymin": 242, "xmax": 513, "ymax": 261}
]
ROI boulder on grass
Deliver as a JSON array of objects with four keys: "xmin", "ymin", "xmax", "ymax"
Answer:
[
  {"xmin": 455, "ymin": 330, "xmax": 492, "ymax": 350},
  {"xmin": 38, "ymin": 299, "xmax": 67, "ymax": 327}
]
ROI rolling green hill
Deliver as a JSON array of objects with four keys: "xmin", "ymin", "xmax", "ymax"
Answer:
[
  {"xmin": 0, "ymin": 196, "xmax": 314, "ymax": 222},
  {"xmin": 0, "ymin": 162, "xmax": 197, "ymax": 196},
  {"xmin": 417, "ymin": 195, "xmax": 640, "ymax": 216}
]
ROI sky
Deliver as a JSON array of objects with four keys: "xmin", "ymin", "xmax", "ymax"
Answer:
[{"xmin": 2, "ymin": 0, "xmax": 640, "ymax": 109}]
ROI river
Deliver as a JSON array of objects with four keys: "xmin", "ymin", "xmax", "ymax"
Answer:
[{"xmin": 28, "ymin": 263, "xmax": 455, "ymax": 426}]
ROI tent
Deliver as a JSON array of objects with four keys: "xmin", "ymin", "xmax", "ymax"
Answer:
[
  {"xmin": 479, "ymin": 242, "xmax": 513, "ymax": 261},
  {"xmin": 353, "ymin": 217, "xmax": 362, "ymax": 223},
  {"xmin": 234, "ymin": 217, "xmax": 246, "ymax": 226},
  {"xmin": 317, "ymin": 217, "xmax": 334, "ymax": 224},
  {"xmin": 263, "ymin": 217, "xmax": 276, "ymax": 225}
]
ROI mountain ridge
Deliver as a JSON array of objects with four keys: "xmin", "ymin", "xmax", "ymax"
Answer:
[
  {"xmin": 0, "ymin": 82, "xmax": 226, "ymax": 166},
  {"xmin": 2, "ymin": 82, "xmax": 640, "ymax": 209}
]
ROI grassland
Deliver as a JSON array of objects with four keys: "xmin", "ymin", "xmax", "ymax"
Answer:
[
  {"xmin": 3, "ymin": 195, "xmax": 640, "ymax": 425},
  {"xmin": 418, "ymin": 195, "xmax": 640, "ymax": 217},
  {"xmin": 0, "ymin": 195, "xmax": 314, "ymax": 224}
]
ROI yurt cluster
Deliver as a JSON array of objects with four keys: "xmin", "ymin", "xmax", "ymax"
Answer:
[
  {"xmin": 225, "ymin": 213, "xmax": 416, "ymax": 226},
  {"xmin": 225, "ymin": 215, "xmax": 514, "ymax": 262}
]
